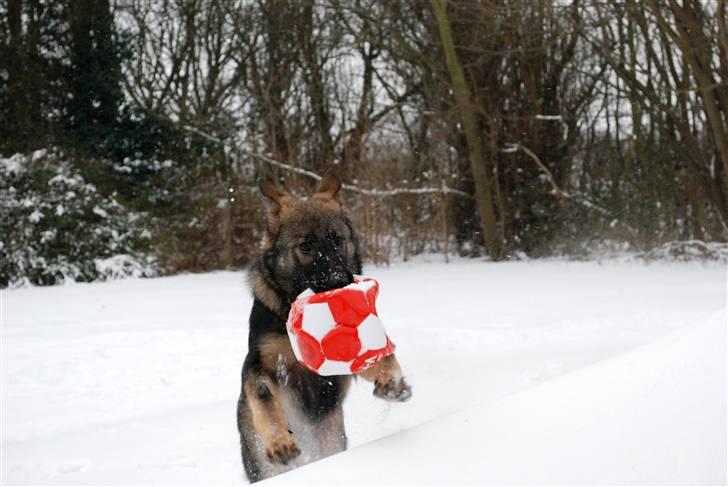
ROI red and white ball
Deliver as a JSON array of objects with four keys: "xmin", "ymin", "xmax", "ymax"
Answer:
[{"xmin": 286, "ymin": 276, "xmax": 395, "ymax": 376}]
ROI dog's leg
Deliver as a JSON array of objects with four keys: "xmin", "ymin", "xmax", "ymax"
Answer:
[
  {"xmin": 244, "ymin": 372, "xmax": 301, "ymax": 464},
  {"xmin": 357, "ymin": 353, "xmax": 412, "ymax": 402}
]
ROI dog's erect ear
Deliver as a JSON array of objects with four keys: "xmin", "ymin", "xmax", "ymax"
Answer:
[
  {"xmin": 315, "ymin": 169, "xmax": 342, "ymax": 199},
  {"xmin": 259, "ymin": 178, "xmax": 286, "ymax": 205},
  {"xmin": 312, "ymin": 169, "xmax": 342, "ymax": 208},
  {"xmin": 258, "ymin": 178, "xmax": 293, "ymax": 241}
]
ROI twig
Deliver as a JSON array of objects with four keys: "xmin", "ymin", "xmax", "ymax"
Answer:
[{"xmin": 504, "ymin": 143, "xmax": 567, "ymax": 200}]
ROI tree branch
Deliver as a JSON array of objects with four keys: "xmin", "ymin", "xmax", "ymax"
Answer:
[{"xmin": 183, "ymin": 125, "xmax": 473, "ymax": 199}]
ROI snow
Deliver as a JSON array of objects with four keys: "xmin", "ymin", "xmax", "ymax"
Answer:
[
  {"xmin": 0, "ymin": 153, "xmax": 26, "ymax": 174},
  {"xmin": 92, "ymin": 206, "xmax": 109, "ymax": 218},
  {"xmin": 535, "ymin": 114, "xmax": 563, "ymax": 121},
  {"xmin": 28, "ymin": 210, "xmax": 43, "ymax": 223},
  {"xmin": 268, "ymin": 312, "xmax": 726, "ymax": 485},
  {"xmin": 93, "ymin": 254, "xmax": 158, "ymax": 281},
  {"xmin": 1, "ymin": 260, "xmax": 726, "ymax": 484}
]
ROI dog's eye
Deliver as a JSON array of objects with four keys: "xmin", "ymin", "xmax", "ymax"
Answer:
[
  {"xmin": 329, "ymin": 234, "xmax": 344, "ymax": 248},
  {"xmin": 298, "ymin": 241, "xmax": 313, "ymax": 253}
]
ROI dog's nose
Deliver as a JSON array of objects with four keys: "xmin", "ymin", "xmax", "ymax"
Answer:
[
  {"xmin": 308, "ymin": 245, "xmax": 353, "ymax": 292},
  {"xmin": 310, "ymin": 269, "xmax": 353, "ymax": 293},
  {"xmin": 328, "ymin": 271, "xmax": 354, "ymax": 289}
]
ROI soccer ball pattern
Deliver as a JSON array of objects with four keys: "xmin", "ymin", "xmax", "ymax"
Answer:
[{"xmin": 286, "ymin": 276, "xmax": 396, "ymax": 376}]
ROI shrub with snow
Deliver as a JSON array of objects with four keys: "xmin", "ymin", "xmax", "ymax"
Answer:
[
  {"xmin": 0, "ymin": 149, "xmax": 157, "ymax": 287},
  {"xmin": 635, "ymin": 240, "xmax": 728, "ymax": 262}
]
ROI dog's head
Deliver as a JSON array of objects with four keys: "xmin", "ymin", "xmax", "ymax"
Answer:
[{"xmin": 252, "ymin": 170, "xmax": 363, "ymax": 311}]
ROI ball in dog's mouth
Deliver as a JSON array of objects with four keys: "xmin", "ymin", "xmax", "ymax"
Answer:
[{"xmin": 286, "ymin": 276, "xmax": 395, "ymax": 376}]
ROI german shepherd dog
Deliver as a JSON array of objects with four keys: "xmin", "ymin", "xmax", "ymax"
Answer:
[{"xmin": 237, "ymin": 171, "xmax": 412, "ymax": 482}]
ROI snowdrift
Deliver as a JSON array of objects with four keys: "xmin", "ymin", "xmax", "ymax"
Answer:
[{"xmin": 266, "ymin": 314, "xmax": 727, "ymax": 485}]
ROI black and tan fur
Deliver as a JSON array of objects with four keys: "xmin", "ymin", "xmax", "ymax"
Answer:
[{"xmin": 237, "ymin": 171, "xmax": 412, "ymax": 482}]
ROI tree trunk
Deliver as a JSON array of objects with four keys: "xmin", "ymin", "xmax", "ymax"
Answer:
[
  {"xmin": 432, "ymin": 0, "xmax": 503, "ymax": 260},
  {"xmin": 6, "ymin": 0, "xmax": 31, "ymax": 151}
]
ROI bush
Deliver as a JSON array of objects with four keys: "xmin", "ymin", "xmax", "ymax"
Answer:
[{"xmin": 0, "ymin": 149, "xmax": 157, "ymax": 287}]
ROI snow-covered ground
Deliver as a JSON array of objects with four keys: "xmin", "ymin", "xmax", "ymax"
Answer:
[
  {"xmin": 1, "ymin": 259, "xmax": 726, "ymax": 485},
  {"xmin": 269, "ymin": 311, "xmax": 726, "ymax": 485}
]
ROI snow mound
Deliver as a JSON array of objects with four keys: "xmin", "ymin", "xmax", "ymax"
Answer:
[{"xmin": 266, "ymin": 314, "xmax": 727, "ymax": 485}]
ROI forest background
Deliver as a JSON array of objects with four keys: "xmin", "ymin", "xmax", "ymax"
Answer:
[{"xmin": 2, "ymin": 0, "xmax": 727, "ymax": 287}]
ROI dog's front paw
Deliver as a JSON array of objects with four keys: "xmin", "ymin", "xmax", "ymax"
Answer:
[
  {"xmin": 265, "ymin": 432, "xmax": 301, "ymax": 465},
  {"xmin": 374, "ymin": 376, "xmax": 412, "ymax": 402}
]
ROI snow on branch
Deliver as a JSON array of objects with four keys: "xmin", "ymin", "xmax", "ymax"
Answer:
[
  {"xmin": 184, "ymin": 126, "xmax": 472, "ymax": 199},
  {"xmin": 342, "ymin": 184, "xmax": 471, "ymax": 198},
  {"xmin": 534, "ymin": 114, "xmax": 568, "ymax": 142},
  {"xmin": 500, "ymin": 143, "xmax": 520, "ymax": 153},
  {"xmin": 535, "ymin": 114, "xmax": 563, "ymax": 121}
]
